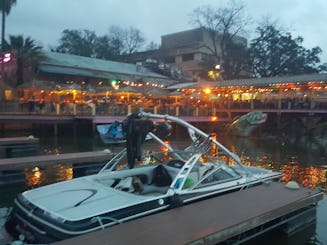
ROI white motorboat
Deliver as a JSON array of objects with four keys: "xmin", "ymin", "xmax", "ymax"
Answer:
[{"xmin": 4, "ymin": 112, "xmax": 283, "ymax": 243}]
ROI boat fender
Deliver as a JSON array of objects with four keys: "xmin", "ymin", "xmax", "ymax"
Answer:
[
  {"xmin": 169, "ymin": 194, "xmax": 183, "ymax": 208},
  {"xmin": 285, "ymin": 181, "xmax": 300, "ymax": 190},
  {"xmin": 103, "ymin": 149, "xmax": 111, "ymax": 154}
]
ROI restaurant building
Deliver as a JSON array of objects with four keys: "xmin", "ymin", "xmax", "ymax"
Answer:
[{"xmin": 0, "ymin": 50, "xmax": 326, "ymax": 119}]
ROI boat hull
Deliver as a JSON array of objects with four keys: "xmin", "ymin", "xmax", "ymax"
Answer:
[{"xmin": 5, "ymin": 174, "xmax": 282, "ymax": 243}]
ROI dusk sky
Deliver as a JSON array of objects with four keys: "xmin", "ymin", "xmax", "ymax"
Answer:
[{"xmin": 6, "ymin": 0, "xmax": 327, "ymax": 62}]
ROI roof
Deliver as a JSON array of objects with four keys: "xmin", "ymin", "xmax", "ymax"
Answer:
[
  {"xmin": 167, "ymin": 73, "xmax": 327, "ymax": 89},
  {"xmin": 39, "ymin": 52, "xmax": 177, "ymax": 86}
]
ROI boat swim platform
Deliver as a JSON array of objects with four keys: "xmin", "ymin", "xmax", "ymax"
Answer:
[
  {"xmin": 0, "ymin": 150, "xmax": 113, "ymax": 171},
  {"xmin": 51, "ymin": 182, "xmax": 324, "ymax": 245}
]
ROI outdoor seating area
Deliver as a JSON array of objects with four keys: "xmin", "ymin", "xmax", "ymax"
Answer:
[{"xmin": 0, "ymin": 76, "xmax": 326, "ymax": 119}]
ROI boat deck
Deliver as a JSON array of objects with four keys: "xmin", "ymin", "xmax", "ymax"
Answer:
[{"xmin": 51, "ymin": 182, "xmax": 323, "ymax": 245}]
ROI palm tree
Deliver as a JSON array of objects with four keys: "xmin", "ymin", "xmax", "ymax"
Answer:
[
  {"xmin": 1, "ymin": 0, "xmax": 16, "ymax": 52},
  {"xmin": 7, "ymin": 35, "xmax": 46, "ymax": 87}
]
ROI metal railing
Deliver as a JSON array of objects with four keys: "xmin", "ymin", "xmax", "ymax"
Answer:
[{"xmin": 0, "ymin": 100, "xmax": 326, "ymax": 118}]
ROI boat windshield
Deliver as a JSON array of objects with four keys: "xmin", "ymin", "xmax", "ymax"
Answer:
[{"xmin": 99, "ymin": 149, "xmax": 192, "ymax": 172}]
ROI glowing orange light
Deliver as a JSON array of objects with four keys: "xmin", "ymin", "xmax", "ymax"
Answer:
[
  {"xmin": 204, "ymin": 88, "xmax": 211, "ymax": 94},
  {"xmin": 211, "ymin": 116, "xmax": 218, "ymax": 121}
]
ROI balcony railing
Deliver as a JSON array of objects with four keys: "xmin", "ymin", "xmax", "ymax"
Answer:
[{"xmin": 0, "ymin": 99, "xmax": 326, "ymax": 120}]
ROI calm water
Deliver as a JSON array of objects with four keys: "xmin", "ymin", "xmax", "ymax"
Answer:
[{"xmin": 0, "ymin": 125, "xmax": 326, "ymax": 244}]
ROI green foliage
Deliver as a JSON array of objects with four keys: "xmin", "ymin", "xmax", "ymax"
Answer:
[
  {"xmin": 222, "ymin": 36, "xmax": 251, "ymax": 79},
  {"xmin": 249, "ymin": 23, "xmax": 323, "ymax": 77},
  {"xmin": 0, "ymin": 0, "xmax": 16, "ymax": 14},
  {"xmin": 55, "ymin": 29, "xmax": 97, "ymax": 57},
  {"xmin": 54, "ymin": 26, "xmax": 146, "ymax": 59},
  {"xmin": 94, "ymin": 35, "xmax": 120, "ymax": 60},
  {"xmin": 7, "ymin": 35, "xmax": 46, "ymax": 86},
  {"xmin": 0, "ymin": 0, "xmax": 17, "ymax": 51}
]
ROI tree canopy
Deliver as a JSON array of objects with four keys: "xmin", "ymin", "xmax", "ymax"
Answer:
[
  {"xmin": 6, "ymin": 35, "xmax": 46, "ymax": 87},
  {"xmin": 249, "ymin": 22, "xmax": 324, "ymax": 77},
  {"xmin": 190, "ymin": 1, "xmax": 251, "ymax": 80},
  {"xmin": 54, "ymin": 26, "xmax": 146, "ymax": 59},
  {"xmin": 0, "ymin": 0, "xmax": 16, "ymax": 49},
  {"xmin": 55, "ymin": 29, "xmax": 97, "ymax": 57}
]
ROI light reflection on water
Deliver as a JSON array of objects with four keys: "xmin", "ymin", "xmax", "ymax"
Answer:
[
  {"xmin": 16, "ymin": 142, "xmax": 327, "ymax": 193},
  {"xmin": 24, "ymin": 164, "xmax": 73, "ymax": 188}
]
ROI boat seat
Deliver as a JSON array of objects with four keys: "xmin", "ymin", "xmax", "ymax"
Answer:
[
  {"xmin": 141, "ymin": 184, "xmax": 169, "ymax": 195},
  {"xmin": 150, "ymin": 165, "xmax": 172, "ymax": 187}
]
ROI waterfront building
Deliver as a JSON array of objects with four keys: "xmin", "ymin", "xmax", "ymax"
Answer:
[
  {"xmin": 0, "ymin": 49, "xmax": 326, "ymax": 120},
  {"xmin": 118, "ymin": 27, "xmax": 249, "ymax": 81}
]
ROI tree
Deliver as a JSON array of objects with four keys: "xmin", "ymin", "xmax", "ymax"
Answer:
[
  {"xmin": 0, "ymin": 0, "xmax": 16, "ymax": 52},
  {"xmin": 107, "ymin": 26, "xmax": 126, "ymax": 55},
  {"xmin": 190, "ymin": 1, "xmax": 250, "ymax": 79},
  {"xmin": 54, "ymin": 26, "xmax": 146, "ymax": 59},
  {"xmin": 94, "ymin": 35, "xmax": 120, "ymax": 60},
  {"xmin": 6, "ymin": 35, "xmax": 46, "ymax": 87},
  {"xmin": 108, "ymin": 26, "xmax": 145, "ymax": 55},
  {"xmin": 123, "ymin": 27, "xmax": 145, "ymax": 54},
  {"xmin": 145, "ymin": 41, "xmax": 160, "ymax": 51},
  {"xmin": 249, "ymin": 21, "xmax": 324, "ymax": 77},
  {"xmin": 55, "ymin": 29, "xmax": 97, "ymax": 57}
]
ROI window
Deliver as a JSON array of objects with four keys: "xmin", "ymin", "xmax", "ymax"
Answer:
[
  {"xmin": 197, "ymin": 168, "xmax": 234, "ymax": 187},
  {"xmin": 165, "ymin": 56, "xmax": 175, "ymax": 63},
  {"xmin": 182, "ymin": 53, "xmax": 194, "ymax": 61}
]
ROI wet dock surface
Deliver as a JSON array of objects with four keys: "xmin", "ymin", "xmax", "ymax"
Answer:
[{"xmin": 51, "ymin": 182, "xmax": 323, "ymax": 245}]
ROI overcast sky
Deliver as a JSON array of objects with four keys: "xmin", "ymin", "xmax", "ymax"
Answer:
[{"xmin": 6, "ymin": 0, "xmax": 327, "ymax": 62}]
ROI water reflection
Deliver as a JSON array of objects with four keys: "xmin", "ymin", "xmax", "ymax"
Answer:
[
  {"xmin": 0, "ymin": 130, "xmax": 326, "ymax": 245},
  {"xmin": 218, "ymin": 136, "xmax": 327, "ymax": 194},
  {"xmin": 239, "ymin": 156, "xmax": 327, "ymax": 193},
  {"xmin": 24, "ymin": 164, "xmax": 73, "ymax": 188},
  {"xmin": 21, "ymin": 135, "xmax": 327, "ymax": 194}
]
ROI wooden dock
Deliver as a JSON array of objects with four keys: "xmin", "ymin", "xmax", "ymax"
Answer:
[
  {"xmin": 0, "ymin": 150, "xmax": 113, "ymax": 171},
  {"xmin": 0, "ymin": 136, "xmax": 40, "ymax": 158},
  {"xmin": 0, "ymin": 136, "xmax": 39, "ymax": 146},
  {"xmin": 51, "ymin": 182, "xmax": 323, "ymax": 245}
]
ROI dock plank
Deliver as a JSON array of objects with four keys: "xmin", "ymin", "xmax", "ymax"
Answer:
[
  {"xmin": 0, "ymin": 137, "xmax": 39, "ymax": 146},
  {"xmin": 0, "ymin": 151, "xmax": 112, "ymax": 171},
  {"xmin": 51, "ymin": 182, "xmax": 323, "ymax": 245}
]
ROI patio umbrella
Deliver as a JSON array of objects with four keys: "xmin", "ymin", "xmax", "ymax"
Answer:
[
  {"xmin": 0, "ymin": 82, "xmax": 12, "ymax": 90},
  {"xmin": 209, "ymin": 95, "xmax": 220, "ymax": 100},
  {"xmin": 118, "ymin": 86, "xmax": 140, "ymax": 93},
  {"xmin": 168, "ymin": 90, "xmax": 183, "ymax": 103},
  {"xmin": 146, "ymin": 88, "xmax": 168, "ymax": 97},
  {"xmin": 54, "ymin": 83, "xmax": 82, "ymax": 91},
  {"xmin": 168, "ymin": 91, "xmax": 183, "ymax": 97},
  {"xmin": 67, "ymin": 83, "xmax": 82, "ymax": 90},
  {"xmin": 189, "ymin": 92, "xmax": 205, "ymax": 99},
  {"xmin": 116, "ymin": 86, "xmax": 141, "ymax": 101},
  {"xmin": 95, "ymin": 85, "xmax": 114, "ymax": 93}
]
